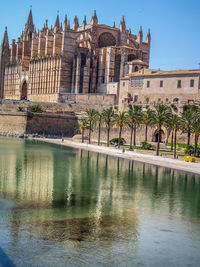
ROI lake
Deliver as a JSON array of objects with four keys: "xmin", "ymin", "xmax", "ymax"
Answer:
[{"xmin": 0, "ymin": 137, "xmax": 200, "ymax": 266}]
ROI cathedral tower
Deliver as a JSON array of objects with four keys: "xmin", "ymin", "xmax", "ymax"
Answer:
[{"xmin": 0, "ymin": 27, "xmax": 9, "ymax": 98}]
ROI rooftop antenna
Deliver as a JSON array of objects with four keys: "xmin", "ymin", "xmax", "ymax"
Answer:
[{"xmin": 30, "ymin": 5, "xmax": 32, "ymax": 10}]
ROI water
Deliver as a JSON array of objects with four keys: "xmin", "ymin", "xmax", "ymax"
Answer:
[{"xmin": 0, "ymin": 137, "xmax": 200, "ymax": 267}]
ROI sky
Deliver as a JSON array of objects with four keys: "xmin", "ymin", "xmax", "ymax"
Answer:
[{"xmin": 0, "ymin": 0, "xmax": 199, "ymax": 70}]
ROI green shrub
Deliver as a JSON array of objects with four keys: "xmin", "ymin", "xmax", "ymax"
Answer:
[
  {"xmin": 185, "ymin": 145, "xmax": 194, "ymax": 156},
  {"xmin": 30, "ymin": 105, "xmax": 42, "ymax": 113},
  {"xmin": 110, "ymin": 138, "xmax": 126, "ymax": 146},
  {"xmin": 18, "ymin": 106, "xmax": 24, "ymax": 112},
  {"xmin": 196, "ymin": 146, "xmax": 200, "ymax": 158},
  {"xmin": 141, "ymin": 142, "xmax": 153, "ymax": 150}
]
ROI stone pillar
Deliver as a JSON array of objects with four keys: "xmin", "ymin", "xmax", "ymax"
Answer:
[
  {"xmin": 22, "ymin": 37, "xmax": 32, "ymax": 70},
  {"xmin": 10, "ymin": 40, "xmax": 16, "ymax": 63},
  {"xmin": 75, "ymin": 55, "xmax": 81, "ymax": 93},
  {"xmin": 16, "ymin": 38, "xmax": 22, "ymax": 61},
  {"xmin": 31, "ymin": 37, "xmax": 38, "ymax": 58},
  {"xmin": 45, "ymin": 31, "xmax": 54, "ymax": 56},
  {"xmin": 71, "ymin": 57, "xmax": 76, "ymax": 93},
  {"xmin": 38, "ymin": 32, "xmax": 46, "ymax": 57},
  {"xmin": 53, "ymin": 33, "xmax": 62, "ymax": 55},
  {"xmin": 82, "ymin": 56, "xmax": 91, "ymax": 93}
]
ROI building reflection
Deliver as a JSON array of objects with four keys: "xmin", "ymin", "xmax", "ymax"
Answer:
[{"xmin": 0, "ymin": 138, "xmax": 200, "ymax": 248}]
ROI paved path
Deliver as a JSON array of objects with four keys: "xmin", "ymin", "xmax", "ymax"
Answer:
[{"xmin": 36, "ymin": 138, "xmax": 200, "ymax": 176}]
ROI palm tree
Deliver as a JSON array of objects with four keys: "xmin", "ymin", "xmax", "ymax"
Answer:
[
  {"xmin": 171, "ymin": 114, "xmax": 182, "ymax": 159},
  {"xmin": 79, "ymin": 118, "xmax": 88, "ymax": 143},
  {"xmin": 115, "ymin": 111, "xmax": 128, "ymax": 148},
  {"xmin": 181, "ymin": 104, "xmax": 196, "ymax": 146},
  {"xmin": 127, "ymin": 105, "xmax": 143, "ymax": 149},
  {"xmin": 164, "ymin": 112, "xmax": 174, "ymax": 150},
  {"xmin": 142, "ymin": 107, "xmax": 155, "ymax": 143},
  {"xmin": 153, "ymin": 104, "xmax": 171, "ymax": 156},
  {"xmin": 96, "ymin": 111, "xmax": 103, "ymax": 146},
  {"xmin": 85, "ymin": 109, "xmax": 97, "ymax": 144},
  {"xmin": 192, "ymin": 106, "xmax": 200, "ymax": 156},
  {"xmin": 102, "ymin": 107, "xmax": 115, "ymax": 147}
]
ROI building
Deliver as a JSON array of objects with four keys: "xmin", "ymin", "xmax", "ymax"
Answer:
[
  {"xmin": 119, "ymin": 68, "xmax": 200, "ymax": 110},
  {"xmin": 0, "ymin": 10, "xmax": 151, "ymax": 102}
]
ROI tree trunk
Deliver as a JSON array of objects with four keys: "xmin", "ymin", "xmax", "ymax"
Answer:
[
  {"xmin": 187, "ymin": 130, "xmax": 191, "ymax": 146},
  {"xmin": 129, "ymin": 124, "xmax": 133, "ymax": 150},
  {"xmin": 194, "ymin": 134, "xmax": 199, "ymax": 156},
  {"xmin": 156, "ymin": 126, "xmax": 161, "ymax": 156},
  {"xmin": 82, "ymin": 129, "xmax": 84, "ymax": 143},
  {"xmin": 89, "ymin": 121, "xmax": 92, "ymax": 144},
  {"xmin": 171, "ymin": 131, "xmax": 174, "ymax": 151},
  {"xmin": 165, "ymin": 129, "xmax": 170, "ymax": 145},
  {"xmin": 98, "ymin": 122, "xmax": 101, "ymax": 146},
  {"xmin": 145, "ymin": 125, "xmax": 148, "ymax": 143},
  {"xmin": 174, "ymin": 128, "xmax": 177, "ymax": 159},
  {"xmin": 107, "ymin": 126, "xmax": 110, "ymax": 147},
  {"xmin": 133, "ymin": 127, "xmax": 136, "ymax": 146},
  {"xmin": 118, "ymin": 126, "xmax": 122, "ymax": 148}
]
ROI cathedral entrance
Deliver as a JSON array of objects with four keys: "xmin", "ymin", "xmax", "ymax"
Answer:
[{"xmin": 21, "ymin": 81, "xmax": 27, "ymax": 100}]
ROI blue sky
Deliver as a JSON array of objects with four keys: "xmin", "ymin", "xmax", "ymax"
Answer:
[{"xmin": 0, "ymin": 0, "xmax": 199, "ymax": 70}]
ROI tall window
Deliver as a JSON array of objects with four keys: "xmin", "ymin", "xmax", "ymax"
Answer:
[
  {"xmin": 147, "ymin": 81, "xmax": 150, "ymax": 88},
  {"xmin": 190, "ymin": 79, "xmax": 194, "ymax": 87},
  {"xmin": 177, "ymin": 80, "xmax": 181, "ymax": 88},
  {"xmin": 160, "ymin": 80, "xmax": 163, "ymax": 87},
  {"xmin": 134, "ymin": 95, "xmax": 138, "ymax": 102}
]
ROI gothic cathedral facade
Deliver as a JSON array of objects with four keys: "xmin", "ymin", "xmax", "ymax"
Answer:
[{"xmin": 0, "ymin": 10, "xmax": 151, "ymax": 102}]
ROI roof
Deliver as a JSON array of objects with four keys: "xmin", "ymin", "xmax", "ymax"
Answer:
[
  {"xmin": 122, "ymin": 68, "xmax": 200, "ymax": 80},
  {"xmin": 126, "ymin": 59, "xmax": 148, "ymax": 65}
]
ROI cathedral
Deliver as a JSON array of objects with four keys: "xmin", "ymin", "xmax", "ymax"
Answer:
[{"xmin": 0, "ymin": 10, "xmax": 151, "ymax": 102}]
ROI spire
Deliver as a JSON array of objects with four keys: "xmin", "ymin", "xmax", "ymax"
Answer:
[
  {"xmin": 54, "ymin": 14, "xmax": 60, "ymax": 29},
  {"xmin": 1, "ymin": 27, "xmax": 9, "ymax": 49},
  {"xmin": 64, "ymin": 15, "xmax": 68, "ymax": 31},
  {"xmin": 119, "ymin": 16, "xmax": 126, "ymax": 32},
  {"xmin": 138, "ymin": 26, "xmax": 143, "ymax": 44},
  {"xmin": 91, "ymin": 10, "xmax": 98, "ymax": 25},
  {"xmin": 146, "ymin": 28, "xmax": 151, "ymax": 45},
  {"xmin": 24, "ymin": 9, "xmax": 35, "ymax": 36},
  {"xmin": 112, "ymin": 21, "xmax": 116, "ymax": 28},
  {"xmin": 73, "ymin": 16, "xmax": 79, "ymax": 31},
  {"xmin": 83, "ymin": 16, "xmax": 87, "ymax": 28},
  {"xmin": 67, "ymin": 20, "xmax": 71, "ymax": 30}
]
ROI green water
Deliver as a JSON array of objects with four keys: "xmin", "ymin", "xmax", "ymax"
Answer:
[{"xmin": 0, "ymin": 137, "xmax": 200, "ymax": 267}]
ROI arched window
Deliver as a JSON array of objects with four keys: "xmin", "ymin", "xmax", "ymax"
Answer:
[
  {"xmin": 21, "ymin": 81, "xmax": 28, "ymax": 100},
  {"xmin": 98, "ymin": 32, "xmax": 116, "ymax": 48},
  {"xmin": 135, "ymin": 66, "xmax": 139, "ymax": 72},
  {"xmin": 173, "ymin": 98, "xmax": 179, "ymax": 103},
  {"xmin": 114, "ymin": 54, "xmax": 121, "ymax": 82}
]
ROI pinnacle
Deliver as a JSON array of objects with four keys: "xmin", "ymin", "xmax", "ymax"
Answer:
[
  {"xmin": 1, "ymin": 27, "xmax": 9, "ymax": 48},
  {"xmin": 54, "ymin": 14, "xmax": 60, "ymax": 29}
]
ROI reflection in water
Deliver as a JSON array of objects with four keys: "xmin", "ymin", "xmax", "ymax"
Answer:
[{"xmin": 0, "ymin": 137, "xmax": 200, "ymax": 266}]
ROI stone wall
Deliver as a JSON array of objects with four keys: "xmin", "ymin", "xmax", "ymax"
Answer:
[
  {"xmin": 0, "ymin": 99, "xmax": 115, "ymax": 114},
  {"xmin": 26, "ymin": 113, "xmax": 78, "ymax": 137},
  {"xmin": 0, "ymin": 111, "xmax": 78, "ymax": 137},
  {"xmin": 0, "ymin": 113, "xmax": 27, "ymax": 134}
]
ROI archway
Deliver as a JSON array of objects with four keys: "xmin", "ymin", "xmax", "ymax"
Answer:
[
  {"xmin": 98, "ymin": 32, "xmax": 116, "ymax": 48},
  {"xmin": 21, "ymin": 81, "xmax": 28, "ymax": 100},
  {"xmin": 152, "ymin": 129, "xmax": 165, "ymax": 143}
]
